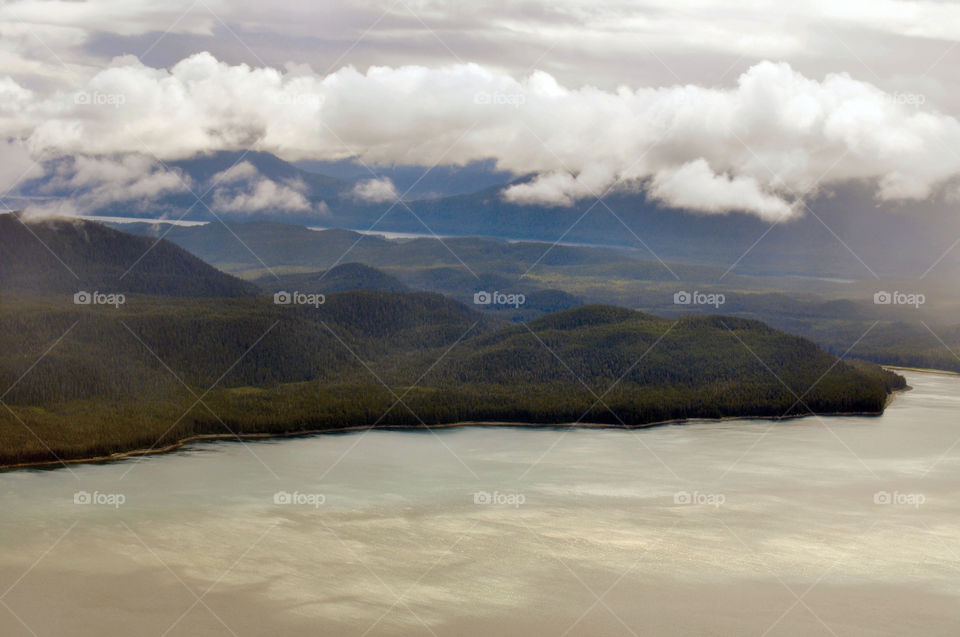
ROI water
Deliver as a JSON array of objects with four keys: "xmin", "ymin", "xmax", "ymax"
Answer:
[{"xmin": 1, "ymin": 371, "xmax": 958, "ymax": 636}]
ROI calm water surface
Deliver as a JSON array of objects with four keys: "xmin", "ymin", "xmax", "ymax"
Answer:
[{"xmin": 1, "ymin": 371, "xmax": 958, "ymax": 636}]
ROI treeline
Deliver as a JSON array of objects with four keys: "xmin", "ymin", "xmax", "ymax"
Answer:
[
  {"xmin": 795, "ymin": 320, "xmax": 960, "ymax": 374},
  {"xmin": 0, "ymin": 296, "xmax": 903, "ymax": 467},
  {"xmin": 0, "ymin": 291, "xmax": 503, "ymax": 404}
]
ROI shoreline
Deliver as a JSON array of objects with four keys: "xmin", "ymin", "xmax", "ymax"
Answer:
[
  {"xmin": 0, "ymin": 405, "xmax": 901, "ymax": 473},
  {"xmin": 883, "ymin": 365, "xmax": 960, "ymax": 376},
  {"xmin": 1, "ymin": 370, "xmax": 923, "ymax": 473}
]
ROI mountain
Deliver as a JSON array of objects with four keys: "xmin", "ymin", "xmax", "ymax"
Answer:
[
  {"xmin": 253, "ymin": 260, "xmax": 583, "ymax": 321},
  {"xmin": 338, "ymin": 181, "xmax": 960, "ymax": 281},
  {"xmin": 14, "ymin": 149, "xmax": 959, "ymax": 281},
  {"xmin": 258, "ymin": 262, "xmax": 410, "ymax": 295},
  {"xmin": 0, "ymin": 206, "xmax": 906, "ymax": 467},
  {"xmin": 113, "ymin": 220, "xmax": 642, "ymax": 274},
  {"xmin": 106, "ymin": 218, "xmax": 960, "ymax": 370},
  {"xmin": 0, "ymin": 290, "xmax": 501, "ymax": 405},
  {"xmin": 0, "ymin": 212, "xmax": 258, "ymax": 297},
  {"xmin": 170, "ymin": 150, "xmax": 350, "ymax": 200},
  {"xmin": 10, "ymin": 151, "xmax": 353, "ymax": 222},
  {"xmin": 295, "ymin": 158, "xmax": 515, "ymax": 198},
  {"xmin": 428, "ymin": 306, "xmax": 903, "ymax": 419},
  {"xmin": 1, "ymin": 286, "xmax": 902, "ymax": 466}
]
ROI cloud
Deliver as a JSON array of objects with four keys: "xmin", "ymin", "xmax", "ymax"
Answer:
[
  {"xmin": 210, "ymin": 161, "xmax": 259, "ymax": 184},
  {"xmin": 502, "ymin": 164, "xmax": 620, "ymax": 207},
  {"xmin": 19, "ymin": 153, "xmax": 327, "ymax": 219},
  {"xmin": 351, "ymin": 177, "xmax": 398, "ymax": 203},
  {"xmin": 0, "ymin": 0, "xmax": 217, "ymax": 37},
  {"xmin": 649, "ymin": 160, "xmax": 797, "ymax": 221},
  {"xmin": 6, "ymin": 54, "xmax": 960, "ymax": 219},
  {"xmin": 0, "ymin": 139, "xmax": 43, "ymax": 198},
  {"xmin": 6, "ymin": 0, "xmax": 960, "ymax": 101},
  {"xmin": 211, "ymin": 179, "xmax": 314, "ymax": 214},
  {"xmin": 208, "ymin": 162, "xmax": 321, "ymax": 215},
  {"xmin": 23, "ymin": 154, "xmax": 190, "ymax": 216}
]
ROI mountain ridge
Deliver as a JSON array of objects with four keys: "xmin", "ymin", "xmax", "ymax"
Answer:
[
  {"xmin": 0, "ymin": 212, "xmax": 259, "ymax": 297},
  {"xmin": 13, "ymin": 150, "xmax": 960, "ymax": 280},
  {"xmin": 0, "ymin": 214, "xmax": 905, "ymax": 467}
]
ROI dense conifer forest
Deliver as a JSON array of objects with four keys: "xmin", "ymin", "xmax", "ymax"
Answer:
[
  {"xmin": 0, "ymin": 292, "xmax": 903, "ymax": 467},
  {"xmin": 0, "ymin": 215, "xmax": 904, "ymax": 467}
]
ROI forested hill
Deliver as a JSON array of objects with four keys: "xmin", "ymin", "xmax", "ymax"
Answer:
[
  {"xmin": 423, "ymin": 306, "xmax": 905, "ymax": 422},
  {"xmin": 0, "ymin": 210, "xmax": 905, "ymax": 467},
  {"xmin": 0, "ymin": 290, "xmax": 502, "ymax": 405},
  {"xmin": 0, "ymin": 212, "xmax": 258, "ymax": 297},
  {"xmin": 257, "ymin": 262, "xmax": 410, "ymax": 294},
  {"xmin": 0, "ymin": 291, "xmax": 903, "ymax": 466}
]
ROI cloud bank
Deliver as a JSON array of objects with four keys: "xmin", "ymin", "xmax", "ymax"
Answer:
[
  {"xmin": 22, "ymin": 154, "xmax": 191, "ymax": 217},
  {"xmin": 209, "ymin": 162, "xmax": 318, "ymax": 215},
  {"xmin": 5, "ymin": 53, "xmax": 960, "ymax": 219},
  {"xmin": 351, "ymin": 177, "xmax": 399, "ymax": 203}
]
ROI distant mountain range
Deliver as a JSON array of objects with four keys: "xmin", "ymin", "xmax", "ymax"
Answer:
[
  {"xmin": 0, "ymin": 215, "xmax": 904, "ymax": 467},
  {"xmin": 294, "ymin": 157, "xmax": 516, "ymax": 199},
  {"xmin": 11, "ymin": 150, "xmax": 960, "ymax": 281},
  {"xmin": 95, "ymin": 216, "xmax": 960, "ymax": 367},
  {"xmin": 257, "ymin": 262, "xmax": 411, "ymax": 295}
]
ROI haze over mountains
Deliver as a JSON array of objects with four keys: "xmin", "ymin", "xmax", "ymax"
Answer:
[
  {"xmin": 4, "ymin": 4, "xmax": 960, "ymax": 635},
  {"xmin": 86, "ymin": 210, "xmax": 956, "ymax": 372},
  {"xmin": 2, "ymin": 0, "xmax": 959, "ymax": 464},
  {"xmin": 0, "ymin": 213, "xmax": 905, "ymax": 466},
  {"xmin": 11, "ymin": 150, "xmax": 960, "ymax": 282}
]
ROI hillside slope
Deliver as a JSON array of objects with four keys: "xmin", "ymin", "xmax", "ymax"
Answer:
[
  {"xmin": 426, "ymin": 306, "xmax": 903, "ymax": 422},
  {"xmin": 257, "ymin": 262, "xmax": 410, "ymax": 294},
  {"xmin": 0, "ymin": 213, "xmax": 258, "ymax": 297},
  {"xmin": 14, "ymin": 150, "xmax": 960, "ymax": 280},
  {"xmin": 0, "ymin": 294, "xmax": 902, "ymax": 466}
]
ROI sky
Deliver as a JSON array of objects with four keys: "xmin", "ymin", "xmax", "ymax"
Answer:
[{"xmin": 3, "ymin": 0, "xmax": 960, "ymax": 219}]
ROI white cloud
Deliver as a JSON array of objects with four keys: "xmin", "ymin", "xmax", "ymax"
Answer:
[
  {"xmin": 207, "ymin": 163, "xmax": 320, "ymax": 215},
  {"xmin": 4, "ymin": 54, "xmax": 960, "ymax": 219},
  {"xmin": 502, "ymin": 164, "xmax": 621, "ymax": 207},
  {"xmin": 211, "ymin": 161, "xmax": 259, "ymax": 184},
  {"xmin": 351, "ymin": 177, "xmax": 398, "ymax": 203},
  {"xmin": 23, "ymin": 154, "xmax": 190, "ymax": 216},
  {"xmin": 649, "ymin": 159, "xmax": 797, "ymax": 221},
  {"xmin": 6, "ymin": 0, "xmax": 960, "ymax": 95},
  {"xmin": 0, "ymin": 139, "xmax": 43, "ymax": 197},
  {"xmin": 212, "ymin": 179, "xmax": 314, "ymax": 214},
  {"xmin": 19, "ymin": 152, "xmax": 326, "ymax": 219},
  {"xmin": 0, "ymin": 0, "xmax": 218, "ymax": 37}
]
